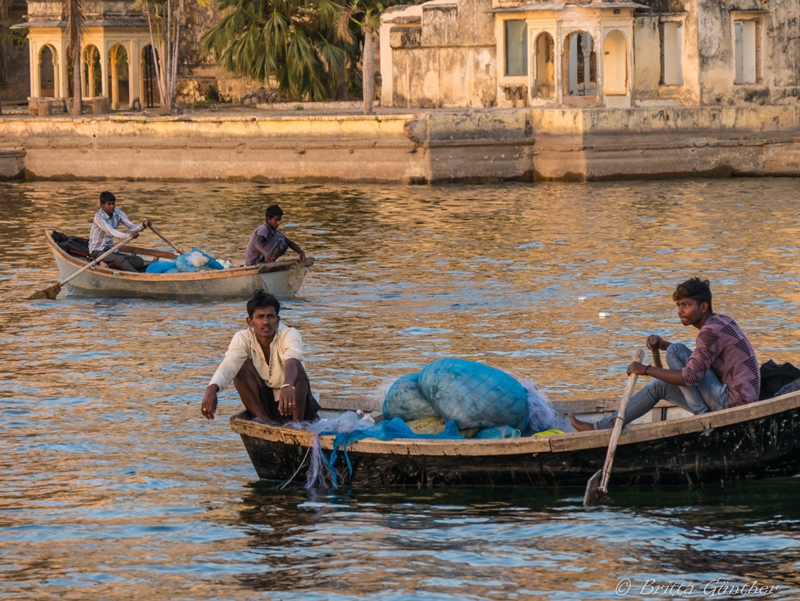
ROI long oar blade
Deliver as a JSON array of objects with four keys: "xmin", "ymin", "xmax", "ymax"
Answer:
[
  {"xmin": 583, "ymin": 469, "xmax": 605, "ymax": 506},
  {"xmin": 28, "ymin": 283, "xmax": 62, "ymax": 300}
]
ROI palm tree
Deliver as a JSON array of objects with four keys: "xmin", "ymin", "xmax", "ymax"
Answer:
[
  {"xmin": 64, "ymin": 0, "xmax": 84, "ymax": 115},
  {"xmin": 141, "ymin": 0, "xmax": 185, "ymax": 113},
  {"xmin": 337, "ymin": 0, "xmax": 382, "ymax": 114},
  {"xmin": 200, "ymin": 0, "xmax": 349, "ymax": 102}
]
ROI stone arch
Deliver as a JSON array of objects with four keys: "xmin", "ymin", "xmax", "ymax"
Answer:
[
  {"xmin": 108, "ymin": 44, "xmax": 130, "ymax": 109},
  {"xmin": 563, "ymin": 31, "xmax": 596, "ymax": 97},
  {"xmin": 533, "ymin": 32, "xmax": 555, "ymax": 99},
  {"xmin": 141, "ymin": 44, "xmax": 161, "ymax": 108},
  {"xmin": 38, "ymin": 44, "xmax": 58, "ymax": 97},
  {"xmin": 83, "ymin": 44, "xmax": 102, "ymax": 97},
  {"xmin": 603, "ymin": 29, "xmax": 628, "ymax": 96}
]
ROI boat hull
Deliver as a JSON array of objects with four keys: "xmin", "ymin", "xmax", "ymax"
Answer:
[
  {"xmin": 46, "ymin": 231, "xmax": 311, "ymax": 300},
  {"xmin": 230, "ymin": 391, "xmax": 800, "ymax": 488}
]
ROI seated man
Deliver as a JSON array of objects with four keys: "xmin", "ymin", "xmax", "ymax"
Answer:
[
  {"xmin": 245, "ymin": 204, "xmax": 306, "ymax": 266},
  {"xmin": 89, "ymin": 191, "xmax": 150, "ymax": 272},
  {"xmin": 201, "ymin": 290, "xmax": 320, "ymax": 423},
  {"xmin": 571, "ymin": 277, "xmax": 761, "ymax": 431}
]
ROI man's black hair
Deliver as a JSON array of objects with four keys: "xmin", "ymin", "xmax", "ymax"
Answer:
[
  {"xmin": 247, "ymin": 290, "xmax": 280, "ymax": 318},
  {"xmin": 100, "ymin": 191, "xmax": 116, "ymax": 204},
  {"xmin": 266, "ymin": 205, "xmax": 283, "ymax": 220},
  {"xmin": 673, "ymin": 277, "xmax": 712, "ymax": 312}
]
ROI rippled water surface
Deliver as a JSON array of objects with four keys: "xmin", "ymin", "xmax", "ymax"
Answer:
[{"xmin": 2, "ymin": 179, "xmax": 800, "ymax": 599}]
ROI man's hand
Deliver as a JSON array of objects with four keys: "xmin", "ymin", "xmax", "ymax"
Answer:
[
  {"xmin": 647, "ymin": 335, "xmax": 669, "ymax": 351},
  {"xmin": 142, "ymin": 219, "xmax": 152, "ymax": 229},
  {"xmin": 278, "ymin": 385, "xmax": 295, "ymax": 418},
  {"xmin": 201, "ymin": 384, "xmax": 219, "ymax": 420},
  {"xmin": 298, "ymin": 251, "xmax": 306, "ymax": 263},
  {"xmin": 627, "ymin": 361, "xmax": 649, "ymax": 376},
  {"xmin": 130, "ymin": 231, "xmax": 140, "ymax": 239}
]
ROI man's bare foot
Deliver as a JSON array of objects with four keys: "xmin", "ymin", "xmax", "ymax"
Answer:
[{"xmin": 568, "ymin": 413, "xmax": 595, "ymax": 432}]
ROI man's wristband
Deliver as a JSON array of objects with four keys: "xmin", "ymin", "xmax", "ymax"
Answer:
[
  {"xmin": 645, "ymin": 365, "xmax": 650, "ymax": 376},
  {"xmin": 281, "ymin": 384, "xmax": 295, "ymax": 390}
]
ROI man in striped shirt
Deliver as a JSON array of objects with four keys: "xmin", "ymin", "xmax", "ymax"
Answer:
[
  {"xmin": 89, "ymin": 191, "xmax": 151, "ymax": 272},
  {"xmin": 570, "ymin": 278, "xmax": 761, "ymax": 431}
]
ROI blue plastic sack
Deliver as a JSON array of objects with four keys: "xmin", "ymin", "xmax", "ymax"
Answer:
[
  {"xmin": 382, "ymin": 373, "xmax": 437, "ymax": 421},
  {"xmin": 174, "ymin": 248, "xmax": 224, "ymax": 272},
  {"xmin": 418, "ymin": 358, "xmax": 529, "ymax": 431},
  {"xmin": 146, "ymin": 260, "xmax": 177, "ymax": 274}
]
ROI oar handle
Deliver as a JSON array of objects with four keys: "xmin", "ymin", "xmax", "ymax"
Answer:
[
  {"xmin": 58, "ymin": 234, "xmax": 137, "ymax": 287},
  {"xmin": 648, "ymin": 335, "xmax": 664, "ymax": 368},
  {"xmin": 148, "ymin": 223, "xmax": 185, "ymax": 255},
  {"xmin": 599, "ymin": 348, "xmax": 645, "ymax": 493}
]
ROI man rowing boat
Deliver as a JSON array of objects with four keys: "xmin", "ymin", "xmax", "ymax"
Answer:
[
  {"xmin": 89, "ymin": 191, "xmax": 151, "ymax": 272},
  {"xmin": 245, "ymin": 205, "xmax": 306, "ymax": 266},
  {"xmin": 201, "ymin": 290, "xmax": 320, "ymax": 423},
  {"xmin": 570, "ymin": 277, "xmax": 761, "ymax": 431}
]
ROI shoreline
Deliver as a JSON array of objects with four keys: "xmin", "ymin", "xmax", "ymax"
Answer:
[{"xmin": 2, "ymin": 106, "xmax": 800, "ymax": 183}]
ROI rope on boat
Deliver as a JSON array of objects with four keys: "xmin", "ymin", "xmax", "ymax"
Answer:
[{"xmin": 274, "ymin": 446, "xmax": 311, "ymax": 490}]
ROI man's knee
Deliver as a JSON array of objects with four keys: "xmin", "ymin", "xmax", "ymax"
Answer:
[{"xmin": 666, "ymin": 343, "xmax": 691, "ymax": 370}]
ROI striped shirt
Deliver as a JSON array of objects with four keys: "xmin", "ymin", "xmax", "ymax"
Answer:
[
  {"xmin": 681, "ymin": 313, "xmax": 760, "ymax": 407},
  {"xmin": 89, "ymin": 208, "xmax": 142, "ymax": 253}
]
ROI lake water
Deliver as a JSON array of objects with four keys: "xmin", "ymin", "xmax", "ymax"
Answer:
[{"xmin": 1, "ymin": 179, "xmax": 800, "ymax": 599}]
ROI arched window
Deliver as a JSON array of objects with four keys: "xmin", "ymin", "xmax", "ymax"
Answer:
[
  {"xmin": 108, "ymin": 44, "xmax": 130, "ymax": 109},
  {"xmin": 39, "ymin": 45, "xmax": 57, "ymax": 97},
  {"xmin": 141, "ymin": 45, "xmax": 161, "ymax": 108},
  {"xmin": 563, "ymin": 31, "xmax": 596, "ymax": 97},
  {"xmin": 534, "ymin": 32, "xmax": 555, "ymax": 99},
  {"xmin": 604, "ymin": 30, "xmax": 627, "ymax": 95},
  {"xmin": 83, "ymin": 45, "xmax": 101, "ymax": 97}
]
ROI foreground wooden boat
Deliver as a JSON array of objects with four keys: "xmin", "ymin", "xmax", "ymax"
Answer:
[
  {"xmin": 230, "ymin": 389, "xmax": 800, "ymax": 488},
  {"xmin": 45, "ymin": 230, "xmax": 314, "ymax": 300}
]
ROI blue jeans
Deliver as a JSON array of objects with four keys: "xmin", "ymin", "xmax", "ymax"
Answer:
[{"xmin": 594, "ymin": 343, "xmax": 729, "ymax": 430}]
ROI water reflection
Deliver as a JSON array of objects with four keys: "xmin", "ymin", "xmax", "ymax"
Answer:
[{"xmin": 3, "ymin": 179, "xmax": 800, "ymax": 599}]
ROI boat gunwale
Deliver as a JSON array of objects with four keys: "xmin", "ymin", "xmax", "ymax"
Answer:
[
  {"xmin": 229, "ymin": 388, "xmax": 800, "ymax": 456},
  {"xmin": 45, "ymin": 230, "xmax": 314, "ymax": 282}
]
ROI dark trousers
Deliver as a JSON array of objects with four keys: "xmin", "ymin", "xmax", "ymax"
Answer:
[
  {"xmin": 233, "ymin": 358, "xmax": 320, "ymax": 423},
  {"xmin": 90, "ymin": 250, "xmax": 144, "ymax": 273}
]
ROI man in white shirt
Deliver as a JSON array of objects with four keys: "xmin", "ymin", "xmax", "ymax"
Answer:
[
  {"xmin": 89, "ymin": 191, "xmax": 151, "ymax": 272},
  {"xmin": 201, "ymin": 290, "xmax": 320, "ymax": 423}
]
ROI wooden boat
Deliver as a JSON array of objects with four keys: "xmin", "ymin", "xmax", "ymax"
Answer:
[
  {"xmin": 229, "ymin": 389, "xmax": 800, "ymax": 488},
  {"xmin": 45, "ymin": 230, "xmax": 314, "ymax": 300}
]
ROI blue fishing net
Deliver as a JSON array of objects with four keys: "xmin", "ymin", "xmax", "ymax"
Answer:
[
  {"xmin": 382, "ymin": 373, "xmax": 437, "ymax": 421},
  {"xmin": 419, "ymin": 358, "xmax": 529, "ymax": 431},
  {"xmin": 146, "ymin": 248, "xmax": 224, "ymax": 274}
]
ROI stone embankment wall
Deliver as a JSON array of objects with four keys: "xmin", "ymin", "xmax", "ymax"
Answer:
[{"xmin": 1, "ymin": 107, "xmax": 800, "ymax": 183}]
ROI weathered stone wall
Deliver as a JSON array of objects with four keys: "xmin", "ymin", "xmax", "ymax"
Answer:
[
  {"xmin": 389, "ymin": 0, "xmax": 497, "ymax": 109},
  {"xmin": 3, "ymin": 106, "xmax": 800, "ymax": 183}
]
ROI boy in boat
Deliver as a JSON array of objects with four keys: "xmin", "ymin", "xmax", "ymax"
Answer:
[
  {"xmin": 570, "ymin": 277, "xmax": 760, "ymax": 431},
  {"xmin": 245, "ymin": 204, "xmax": 306, "ymax": 266},
  {"xmin": 89, "ymin": 191, "xmax": 151, "ymax": 272},
  {"xmin": 201, "ymin": 290, "xmax": 320, "ymax": 423}
]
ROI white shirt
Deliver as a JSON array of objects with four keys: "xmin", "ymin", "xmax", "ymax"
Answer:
[
  {"xmin": 209, "ymin": 323, "xmax": 305, "ymax": 393},
  {"xmin": 89, "ymin": 208, "xmax": 143, "ymax": 252}
]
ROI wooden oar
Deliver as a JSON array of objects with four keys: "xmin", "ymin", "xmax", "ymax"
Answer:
[
  {"xmin": 148, "ymin": 223, "xmax": 185, "ymax": 255},
  {"xmin": 583, "ymin": 348, "xmax": 645, "ymax": 506},
  {"xmin": 648, "ymin": 334, "xmax": 664, "ymax": 368},
  {"xmin": 29, "ymin": 234, "xmax": 136, "ymax": 299}
]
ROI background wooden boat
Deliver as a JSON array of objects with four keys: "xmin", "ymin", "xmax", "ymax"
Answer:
[
  {"xmin": 229, "ymin": 390, "xmax": 800, "ymax": 488},
  {"xmin": 45, "ymin": 230, "xmax": 314, "ymax": 300}
]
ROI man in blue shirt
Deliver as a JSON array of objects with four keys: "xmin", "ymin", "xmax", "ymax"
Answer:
[{"xmin": 89, "ymin": 191, "xmax": 150, "ymax": 272}]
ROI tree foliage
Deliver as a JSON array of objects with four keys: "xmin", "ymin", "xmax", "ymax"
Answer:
[{"xmin": 201, "ymin": 0, "xmax": 355, "ymax": 101}]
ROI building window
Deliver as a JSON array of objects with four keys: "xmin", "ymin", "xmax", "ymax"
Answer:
[
  {"xmin": 734, "ymin": 19, "xmax": 759, "ymax": 84},
  {"xmin": 660, "ymin": 22, "xmax": 683, "ymax": 85},
  {"xmin": 505, "ymin": 20, "xmax": 528, "ymax": 77}
]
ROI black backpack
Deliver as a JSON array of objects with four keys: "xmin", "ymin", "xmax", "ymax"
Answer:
[{"xmin": 52, "ymin": 230, "xmax": 90, "ymax": 258}]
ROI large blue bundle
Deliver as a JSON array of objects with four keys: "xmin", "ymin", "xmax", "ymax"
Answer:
[
  {"xmin": 174, "ymin": 249, "xmax": 224, "ymax": 272},
  {"xmin": 418, "ymin": 358, "xmax": 529, "ymax": 431},
  {"xmin": 146, "ymin": 260, "xmax": 177, "ymax": 274},
  {"xmin": 382, "ymin": 373, "xmax": 437, "ymax": 421}
]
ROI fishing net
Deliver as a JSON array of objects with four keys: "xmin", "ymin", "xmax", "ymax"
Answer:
[{"xmin": 382, "ymin": 373, "xmax": 437, "ymax": 421}]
